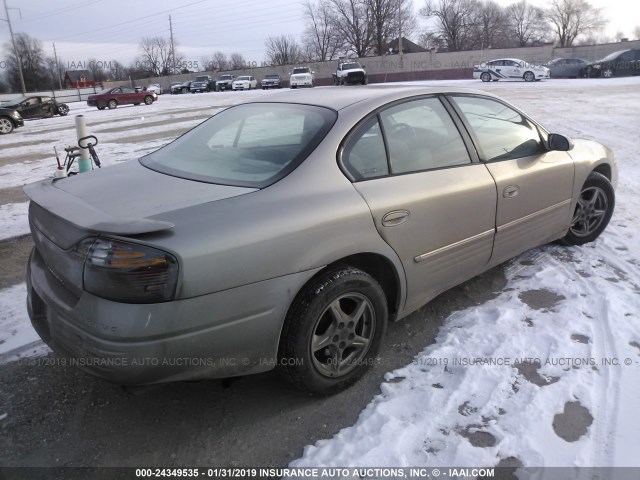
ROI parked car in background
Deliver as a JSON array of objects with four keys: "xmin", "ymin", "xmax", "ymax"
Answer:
[
  {"xmin": 232, "ymin": 76, "xmax": 257, "ymax": 90},
  {"xmin": 25, "ymin": 86, "xmax": 616, "ymax": 394},
  {"xmin": 547, "ymin": 58, "xmax": 589, "ymax": 78},
  {"xmin": 0, "ymin": 106, "xmax": 23, "ymax": 134},
  {"xmin": 290, "ymin": 67, "xmax": 315, "ymax": 88},
  {"xmin": 216, "ymin": 74, "xmax": 235, "ymax": 91},
  {"xmin": 174, "ymin": 81, "xmax": 193, "ymax": 94},
  {"xmin": 261, "ymin": 74, "xmax": 282, "ymax": 89},
  {"xmin": 2, "ymin": 95, "xmax": 69, "ymax": 118},
  {"xmin": 147, "ymin": 84, "xmax": 163, "ymax": 95},
  {"xmin": 87, "ymin": 87, "xmax": 157, "ymax": 110},
  {"xmin": 585, "ymin": 49, "xmax": 640, "ymax": 78},
  {"xmin": 473, "ymin": 58, "xmax": 549, "ymax": 82},
  {"xmin": 190, "ymin": 75, "xmax": 214, "ymax": 93},
  {"xmin": 170, "ymin": 82, "xmax": 183, "ymax": 94},
  {"xmin": 333, "ymin": 61, "xmax": 368, "ymax": 85}
]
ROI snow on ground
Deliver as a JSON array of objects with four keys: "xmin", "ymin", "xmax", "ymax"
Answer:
[
  {"xmin": 1, "ymin": 78, "xmax": 639, "ymax": 469},
  {"xmin": 291, "ymin": 78, "xmax": 640, "ymax": 470}
]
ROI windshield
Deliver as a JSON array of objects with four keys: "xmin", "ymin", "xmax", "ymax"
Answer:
[
  {"xmin": 265, "ymin": 75, "xmax": 279, "ymax": 79},
  {"xmin": 292, "ymin": 68, "xmax": 310, "ymax": 74},
  {"xmin": 195, "ymin": 77, "xmax": 208, "ymax": 82},
  {"xmin": 343, "ymin": 63, "xmax": 361, "ymax": 69},
  {"xmin": 236, "ymin": 76, "xmax": 250, "ymax": 81},
  {"xmin": 141, "ymin": 103, "xmax": 337, "ymax": 188},
  {"xmin": 219, "ymin": 75, "xmax": 233, "ymax": 80}
]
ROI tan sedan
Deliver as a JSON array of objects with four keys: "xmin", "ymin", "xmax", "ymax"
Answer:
[{"xmin": 25, "ymin": 86, "xmax": 616, "ymax": 394}]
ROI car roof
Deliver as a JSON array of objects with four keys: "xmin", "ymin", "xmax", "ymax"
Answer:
[
  {"xmin": 488, "ymin": 58, "xmax": 524, "ymax": 63},
  {"xmin": 246, "ymin": 85, "xmax": 499, "ymax": 111}
]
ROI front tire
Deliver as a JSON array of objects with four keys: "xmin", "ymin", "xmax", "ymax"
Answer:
[
  {"xmin": 107, "ymin": 99, "xmax": 118, "ymax": 109},
  {"xmin": 562, "ymin": 172, "xmax": 615, "ymax": 245},
  {"xmin": 278, "ymin": 266, "xmax": 387, "ymax": 395},
  {"xmin": 523, "ymin": 71, "xmax": 535, "ymax": 82},
  {"xmin": 56, "ymin": 104, "xmax": 69, "ymax": 116},
  {"xmin": 480, "ymin": 72, "xmax": 491, "ymax": 82},
  {"xmin": 0, "ymin": 117, "xmax": 14, "ymax": 134},
  {"xmin": 603, "ymin": 68, "xmax": 614, "ymax": 78},
  {"xmin": 144, "ymin": 95, "xmax": 154, "ymax": 105}
]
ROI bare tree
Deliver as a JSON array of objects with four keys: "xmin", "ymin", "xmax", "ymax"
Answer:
[
  {"xmin": 420, "ymin": 0, "xmax": 479, "ymax": 51},
  {"xmin": 3, "ymin": 33, "xmax": 49, "ymax": 91},
  {"xmin": 506, "ymin": 0, "xmax": 548, "ymax": 47},
  {"xmin": 139, "ymin": 36, "xmax": 175, "ymax": 76},
  {"xmin": 417, "ymin": 30, "xmax": 446, "ymax": 49},
  {"xmin": 229, "ymin": 52, "xmax": 246, "ymax": 70},
  {"xmin": 329, "ymin": 0, "xmax": 374, "ymax": 57},
  {"xmin": 108, "ymin": 61, "xmax": 129, "ymax": 81},
  {"xmin": 366, "ymin": 0, "xmax": 416, "ymax": 55},
  {"xmin": 86, "ymin": 58, "xmax": 108, "ymax": 83},
  {"xmin": 471, "ymin": 0, "xmax": 509, "ymax": 49},
  {"xmin": 545, "ymin": 0, "xmax": 607, "ymax": 47},
  {"xmin": 43, "ymin": 55, "xmax": 65, "ymax": 89},
  {"xmin": 265, "ymin": 35, "xmax": 304, "ymax": 66},
  {"xmin": 211, "ymin": 51, "xmax": 228, "ymax": 71},
  {"xmin": 303, "ymin": 0, "xmax": 343, "ymax": 61}
]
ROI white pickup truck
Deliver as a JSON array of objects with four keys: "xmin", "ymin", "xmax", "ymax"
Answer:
[{"xmin": 333, "ymin": 62, "xmax": 368, "ymax": 85}]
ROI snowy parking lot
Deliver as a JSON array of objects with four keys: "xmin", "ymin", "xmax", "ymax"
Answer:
[{"xmin": 1, "ymin": 78, "xmax": 639, "ymax": 471}]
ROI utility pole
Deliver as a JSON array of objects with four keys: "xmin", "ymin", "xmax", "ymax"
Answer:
[
  {"xmin": 52, "ymin": 42, "xmax": 62, "ymax": 90},
  {"xmin": 398, "ymin": 0, "xmax": 403, "ymax": 57},
  {"xmin": 2, "ymin": 0, "xmax": 26, "ymax": 94},
  {"xmin": 169, "ymin": 15, "xmax": 176, "ymax": 76}
]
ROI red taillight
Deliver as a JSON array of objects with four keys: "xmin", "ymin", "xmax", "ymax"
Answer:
[{"xmin": 82, "ymin": 238, "xmax": 178, "ymax": 303}]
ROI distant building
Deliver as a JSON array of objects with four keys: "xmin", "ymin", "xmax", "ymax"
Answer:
[
  {"xmin": 64, "ymin": 70, "xmax": 96, "ymax": 88},
  {"xmin": 385, "ymin": 37, "xmax": 427, "ymax": 55}
]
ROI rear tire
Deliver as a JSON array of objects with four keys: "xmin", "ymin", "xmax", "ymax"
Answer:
[
  {"xmin": 278, "ymin": 266, "xmax": 387, "ymax": 395},
  {"xmin": 107, "ymin": 99, "xmax": 118, "ymax": 109},
  {"xmin": 562, "ymin": 172, "xmax": 615, "ymax": 246},
  {"xmin": 603, "ymin": 68, "xmax": 614, "ymax": 78}
]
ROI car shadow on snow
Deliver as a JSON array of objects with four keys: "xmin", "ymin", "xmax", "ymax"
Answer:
[{"xmin": 0, "ymin": 266, "xmax": 507, "ymax": 469}]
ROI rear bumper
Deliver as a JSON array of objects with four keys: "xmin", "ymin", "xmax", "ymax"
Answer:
[{"xmin": 27, "ymin": 246, "xmax": 319, "ymax": 386}]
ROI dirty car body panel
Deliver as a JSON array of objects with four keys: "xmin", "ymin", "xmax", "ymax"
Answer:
[{"xmin": 25, "ymin": 86, "xmax": 617, "ymax": 390}]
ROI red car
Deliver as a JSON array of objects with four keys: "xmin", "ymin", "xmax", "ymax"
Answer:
[{"xmin": 87, "ymin": 87, "xmax": 157, "ymax": 110}]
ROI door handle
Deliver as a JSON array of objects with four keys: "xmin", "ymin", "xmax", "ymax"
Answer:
[
  {"xmin": 503, "ymin": 185, "xmax": 520, "ymax": 198},
  {"xmin": 382, "ymin": 210, "xmax": 410, "ymax": 227}
]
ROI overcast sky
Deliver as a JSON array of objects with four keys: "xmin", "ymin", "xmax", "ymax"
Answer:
[{"xmin": 1, "ymin": 0, "xmax": 638, "ymax": 71}]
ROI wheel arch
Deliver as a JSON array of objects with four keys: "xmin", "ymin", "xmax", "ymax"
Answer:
[
  {"xmin": 286, "ymin": 252, "xmax": 403, "ymax": 323},
  {"xmin": 592, "ymin": 163, "xmax": 612, "ymax": 181}
]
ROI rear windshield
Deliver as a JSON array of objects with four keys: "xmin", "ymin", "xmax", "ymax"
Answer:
[
  {"xmin": 141, "ymin": 103, "xmax": 337, "ymax": 188},
  {"xmin": 292, "ymin": 68, "xmax": 310, "ymax": 74}
]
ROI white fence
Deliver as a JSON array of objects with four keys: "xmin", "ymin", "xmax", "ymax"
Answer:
[{"xmin": 0, "ymin": 86, "xmax": 100, "ymax": 104}]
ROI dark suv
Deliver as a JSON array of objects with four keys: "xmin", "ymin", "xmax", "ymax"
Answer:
[
  {"xmin": 190, "ymin": 75, "xmax": 214, "ymax": 93},
  {"xmin": 586, "ymin": 49, "xmax": 640, "ymax": 78}
]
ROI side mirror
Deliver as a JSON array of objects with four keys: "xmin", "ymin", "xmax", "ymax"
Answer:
[{"xmin": 548, "ymin": 133, "xmax": 573, "ymax": 151}]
